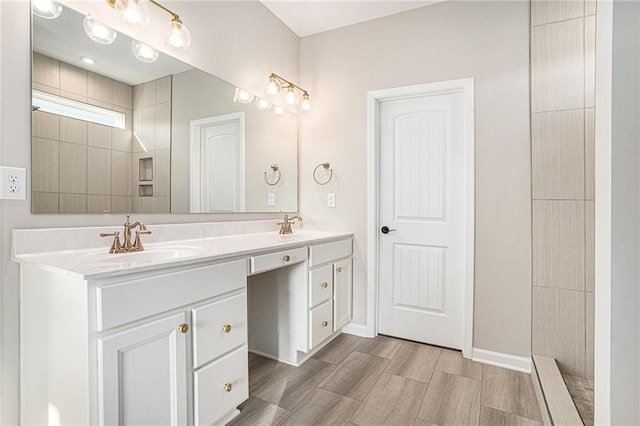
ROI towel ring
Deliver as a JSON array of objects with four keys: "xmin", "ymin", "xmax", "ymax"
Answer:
[
  {"xmin": 313, "ymin": 162, "xmax": 333, "ymax": 185},
  {"xmin": 264, "ymin": 164, "xmax": 281, "ymax": 186}
]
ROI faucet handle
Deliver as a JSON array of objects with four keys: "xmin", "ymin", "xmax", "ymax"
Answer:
[
  {"xmin": 133, "ymin": 230, "xmax": 152, "ymax": 251},
  {"xmin": 100, "ymin": 232, "xmax": 122, "ymax": 254}
]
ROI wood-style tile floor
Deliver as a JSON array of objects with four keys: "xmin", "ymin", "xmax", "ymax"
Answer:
[{"xmin": 229, "ymin": 335, "xmax": 544, "ymax": 425}]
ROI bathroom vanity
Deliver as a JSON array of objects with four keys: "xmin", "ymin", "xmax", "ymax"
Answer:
[{"xmin": 13, "ymin": 221, "xmax": 352, "ymax": 425}]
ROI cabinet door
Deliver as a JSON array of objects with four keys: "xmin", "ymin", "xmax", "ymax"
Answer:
[
  {"xmin": 99, "ymin": 313, "xmax": 188, "ymax": 426},
  {"xmin": 333, "ymin": 258, "xmax": 353, "ymax": 331}
]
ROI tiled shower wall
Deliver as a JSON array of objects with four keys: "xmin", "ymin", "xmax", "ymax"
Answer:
[
  {"xmin": 32, "ymin": 53, "xmax": 134, "ymax": 214},
  {"xmin": 132, "ymin": 76, "xmax": 171, "ymax": 214},
  {"xmin": 531, "ymin": 0, "xmax": 596, "ymax": 378}
]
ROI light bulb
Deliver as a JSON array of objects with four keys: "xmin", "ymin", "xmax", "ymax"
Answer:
[
  {"xmin": 83, "ymin": 15, "xmax": 117, "ymax": 45},
  {"xmin": 265, "ymin": 76, "xmax": 282, "ymax": 95},
  {"xmin": 81, "ymin": 56, "xmax": 96, "ymax": 65},
  {"xmin": 234, "ymin": 88, "xmax": 254, "ymax": 104},
  {"xmin": 274, "ymin": 106, "xmax": 284, "ymax": 116},
  {"xmin": 285, "ymin": 86, "xmax": 299, "ymax": 105},
  {"xmin": 164, "ymin": 18, "xmax": 191, "ymax": 52},
  {"xmin": 32, "ymin": 0, "xmax": 62, "ymax": 19},
  {"xmin": 301, "ymin": 93, "xmax": 311, "ymax": 111},
  {"xmin": 115, "ymin": 0, "xmax": 150, "ymax": 28},
  {"xmin": 255, "ymin": 98, "xmax": 272, "ymax": 111},
  {"xmin": 131, "ymin": 40, "xmax": 159, "ymax": 63}
]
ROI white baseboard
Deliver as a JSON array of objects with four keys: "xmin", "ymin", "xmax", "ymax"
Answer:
[
  {"xmin": 472, "ymin": 348, "xmax": 531, "ymax": 373},
  {"xmin": 341, "ymin": 322, "xmax": 372, "ymax": 338}
]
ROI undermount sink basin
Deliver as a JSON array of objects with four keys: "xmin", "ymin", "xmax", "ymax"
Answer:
[{"xmin": 89, "ymin": 246, "xmax": 206, "ymax": 265}]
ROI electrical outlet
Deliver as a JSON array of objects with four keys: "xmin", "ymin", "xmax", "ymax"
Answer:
[
  {"xmin": 327, "ymin": 192, "xmax": 336, "ymax": 208},
  {"xmin": 267, "ymin": 192, "xmax": 275, "ymax": 206},
  {"xmin": 0, "ymin": 166, "xmax": 27, "ymax": 200}
]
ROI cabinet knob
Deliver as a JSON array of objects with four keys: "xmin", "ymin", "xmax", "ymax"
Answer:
[
  {"xmin": 283, "ymin": 255, "xmax": 291, "ymax": 262},
  {"xmin": 336, "ymin": 267, "xmax": 342, "ymax": 273},
  {"xmin": 322, "ymin": 321, "xmax": 328, "ymax": 327},
  {"xmin": 222, "ymin": 324, "xmax": 232, "ymax": 333},
  {"xmin": 321, "ymin": 282, "xmax": 328, "ymax": 288},
  {"xmin": 178, "ymin": 324, "xmax": 189, "ymax": 334},
  {"xmin": 224, "ymin": 383, "xmax": 233, "ymax": 392}
]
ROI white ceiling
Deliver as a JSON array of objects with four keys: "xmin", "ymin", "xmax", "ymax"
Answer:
[{"xmin": 260, "ymin": 0, "xmax": 444, "ymax": 37}]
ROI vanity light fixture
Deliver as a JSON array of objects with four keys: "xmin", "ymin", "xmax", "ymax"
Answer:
[
  {"xmin": 255, "ymin": 97, "xmax": 272, "ymax": 111},
  {"xmin": 234, "ymin": 88, "xmax": 254, "ymax": 104},
  {"xmin": 32, "ymin": 0, "xmax": 63, "ymax": 19},
  {"xmin": 105, "ymin": 0, "xmax": 192, "ymax": 52},
  {"xmin": 83, "ymin": 14, "xmax": 118, "ymax": 45},
  {"xmin": 265, "ymin": 73, "xmax": 310, "ymax": 110},
  {"xmin": 131, "ymin": 40, "xmax": 159, "ymax": 63}
]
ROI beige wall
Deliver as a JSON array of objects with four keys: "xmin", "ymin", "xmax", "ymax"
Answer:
[
  {"xmin": 299, "ymin": 1, "xmax": 532, "ymax": 357},
  {"xmin": 530, "ymin": 0, "xmax": 596, "ymax": 378},
  {"xmin": 32, "ymin": 53, "xmax": 135, "ymax": 214},
  {"xmin": 0, "ymin": 1, "xmax": 298, "ymax": 423}
]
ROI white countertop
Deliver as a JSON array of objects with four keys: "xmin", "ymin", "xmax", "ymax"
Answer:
[{"xmin": 12, "ymin": 230, "xmax": 353, "ymax": 281}]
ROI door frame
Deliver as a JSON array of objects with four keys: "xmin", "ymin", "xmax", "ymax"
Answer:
[
  {"xmin": 366, "ymin": 78, "xmax": 475, "ymax": 358},
  {"xmin": 189, "ymin": 112, "xmax": 245, "ymax": 213}
]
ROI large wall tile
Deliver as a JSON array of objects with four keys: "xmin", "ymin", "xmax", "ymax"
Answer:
[
  {"xmin": 142, "ymin": 80, "xmax": 157, "ymax": 107},
  {"xmin": 32, "ymin": 137, "xmax": 59, "ymax": 193},
  {"xmin": 32, "ymin": 53, "xmax": 59, "ymax": 88},
  {"xmin": 59, "ymin": 62, "xmax": 88, "ymax": 97},
  {"xmin": 87, "ymin": 147, "xmax": 112, "ymax": 195},
  {"xmin": 88, "ymin": 72, "xmax": 113, "ymax": 104},
  {"xmin": 32, "ymin": 192, "xmax": 58, "ymax": 214},
  {"xmin": 533, "ymin": 200, "xmax": 585, "ymax": 290},
  {"xmin": 532, "ymin": 110, "xmax": 584, "ymax": 199},
  {"xmin": 111, "ymin": 196, "xmax": 132, "ymax": 213},
  {"xmin": 585, "ymin": 0, "xmax": 596, "ymax": 16},
  {"xmin": 155, "ymin": 149, "xmax": 170, "ymax": 197},
  {"xmin": 60, "ymin": 117, "xmax": 87, "ymax": 145},
  {"xmin": 112, "ymin": 81, "xmax": 133, "ymax": 109},
  {"xmin": 32, "ymin": 111, "xmax": 59, "ymax": 140},
  {"xmin": 133, "ymin": 84, "xmax": 142, "ymax": 110},
  {"xmin": 59, "ymin": 142, "xmax": 87, "ymax": 194},
  {"xmin": 112, "ymin": 151, "xmax": 132, "ymax": 197},
  {"xmin": 59, "ymin": 193, "xmax": 87, "ymax": 214},
  {"xmin": 155, "ymin": 103, "xmax": 171, "ymax": 150},
  {"xmin": 585, "ymin": 292, "xmax": 594, "ymax": 379},
  {"xmin": 532, "ymin": 18, "xmax": 584, "ymax": 112},
  {"xmin": 142, "ymin": 105, "xmax": 157, "ymax": 151},
  {"xmin": 585, "ymin": 108, "xmax": 595, "ymax": 199},
  {"xmin": 156, "ymin": 76, "xmax": 171, "ymax": 104},
  {"xmin": 87, "ymin": 195, "xmax": 111, "ymax": 214},
  {"xmin": 532, "ymin": 287, "xmax": 586, "ymax": 376},
  {"xmin": 87, "ymin": 123, "xmax": 112, "ymax": 149},
  {"xmin": 531, "ymin": 0, "xmax": 584, "ymax": 27},
  {"xmin": 585, "ymin": 16, "xmax": 596, "ymax": 108},
  {"xmin": 585, "ymin": 201, "xmax": 594, "ymax": 292}
]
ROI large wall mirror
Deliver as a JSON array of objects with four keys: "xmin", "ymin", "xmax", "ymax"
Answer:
[{"xmin": 31, "ymin": 3, "xmax": 298, "ymax": 214}]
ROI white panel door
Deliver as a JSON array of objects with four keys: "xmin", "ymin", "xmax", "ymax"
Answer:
[
  {"xmin": 201, "ymin": 120, "xmax": 242, "ymax": 212},
  {"xmin": 98, "ymin": 313, "xmax": 188, "ymax": 426},
  {"xmin": 378, "ymin": 91, "xmax": 466, "ymax": 349}
]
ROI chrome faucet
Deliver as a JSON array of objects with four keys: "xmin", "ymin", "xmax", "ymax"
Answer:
[
  {"xmin": 278, "ymin": 214, "xmax": 302, "ymax": 235},
  {"xmin": 100, "ymin": 214, "xmax": 152, "ymax": 253}
]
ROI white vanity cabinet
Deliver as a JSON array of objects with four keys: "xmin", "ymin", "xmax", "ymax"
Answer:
[{"xmin": 20, "ymin": 259, "xmax": 248, "ymax": 426}]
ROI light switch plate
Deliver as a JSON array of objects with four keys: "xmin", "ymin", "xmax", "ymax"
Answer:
[
  {"xmin": 0, "ymin": 166, "xmax": 27, "ymax": 200},
  {"xmin": 267, "ymin": 192, "xmax": 275, "ymax": 206},
  {"xmin": 327, "ymin": 192, "xmax": 336, "ymax": 208}
]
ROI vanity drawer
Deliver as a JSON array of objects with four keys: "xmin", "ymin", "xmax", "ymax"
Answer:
[
  {"xmin": 309, "ymin": 300, "xmax": 333, "ymax": 350},
  {"xmin": 96, "ymin": 259, "xmax": 246, "ymax": 331},
  {"xmin": 249, "ymin": 246, "xmax": 307, "ymax": 275},
  {"xmin": 309, "ymin": 265, "xmax": 333, "ymax": 308},
  {"xmin": 309, "ymin": 239, "xmax": 352, "ymax": 267},
  {"xmin": 194, "ymin": 345, "xmax": 248, "ymax": 426},
  {"xmin": 192, "ymin": 292, "xmax": 247, "ymax": 368}
]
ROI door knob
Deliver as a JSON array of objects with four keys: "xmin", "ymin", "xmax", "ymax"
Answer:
[{"xmin": 381, "ymin": 226, "xmax": 396, "ymax": 234}]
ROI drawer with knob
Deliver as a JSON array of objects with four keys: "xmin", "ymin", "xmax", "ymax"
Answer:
[
  {"xmin": 309, "ymin": 264, "xmax": 333, "ymax": 308},
  {"xmin": 194, "ymin": 345, "xmax": 248, "ymax": 425},
  {"xmin": 309, "ymin": 300, "xmax": 333, "ymax": 350},
  {"xmin": 192, "ymin": 292, "xmax": 247, "ymax": 368},
  {"xmin": 249, "ymin": 246, "xmax": 307, "ymax": 275}
]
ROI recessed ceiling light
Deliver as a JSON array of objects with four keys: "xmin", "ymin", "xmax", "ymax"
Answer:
[{"xmin": 81, "ymin": 56, "xmax": 96, "ymax": 65}]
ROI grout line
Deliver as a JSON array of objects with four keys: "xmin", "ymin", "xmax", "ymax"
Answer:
[{"xmin": 531, "ymin": 13, "xmax": 592, "ymax": 29}]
